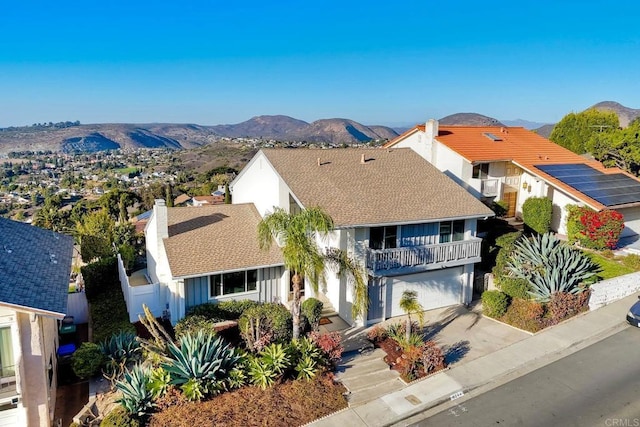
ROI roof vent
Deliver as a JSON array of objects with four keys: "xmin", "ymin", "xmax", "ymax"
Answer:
[
  {"xmin": 483, "ymin": 132, "xmax": 502, "ymax": 141},
  {"xmin": 361, "ymin": 154, "xmax": 366, "ymax": 164}
]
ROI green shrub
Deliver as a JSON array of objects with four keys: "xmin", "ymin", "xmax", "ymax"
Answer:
[
  {"xmin": 522, "ymin": 197, "xmax": 553, "ymax": 234},
  {"xmin": 100, "ymin": 405, "xmax": 142, "ymax": 427},
  {"xmin": 174, "ymin": 315, "xmax": 218, "ymax": 341},
  {"xmin": 217, "ymin": 300, "xmax": 259, "ymax": 319},
  {"xmin": 238, "ymin": 303, "xmax": 292, "ymax": 351},
  {"xmin": 502, "ymin": 298, "xmax": 545, "ymax": 332},
  {"xmin": 301, "ymin": 298, "xmax": 323, "ymax": 332},
  {"xmin": 90, "ymin": 288, "xmax": 136, "ymax": 343},
  {"xmin": 491, "ymin": 200, "xmax": 508, "ymax": 218},
  {"xmin": 497, "ymin": 277, "xmax": 530, "ymax": 300},
  {"xmin": 481, "ymin": 290, "xmax": 509, "ymax": 318},
  {"xmin": 186, "ymin": 300, "xmax": 259, "ymax": 321},
  {"xmin": 622, "ymin": 254, "xmax": 640, "ymax": 270},
  {"xmin": 81, "ymin": 257, "xmax": 118, "ymax": 302},
  {"xmin": 72, "ymin": 342, "xmax": 105, "ymax": 379},
  {"xmin": 565, "ymin": 204, "xmax": 583, "ymax": 244}
]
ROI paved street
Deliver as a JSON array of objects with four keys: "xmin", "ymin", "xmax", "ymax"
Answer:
[{"xmin": 411, "ymin": 326, "xmax": 640, "ymax": 427}]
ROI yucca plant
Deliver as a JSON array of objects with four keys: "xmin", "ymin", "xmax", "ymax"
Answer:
[
  {"xmin": 161, "ymin": 331, "xmax": 240, "ymax": 400},
  {"xmin": 291, "ymin": 336, "xmax": 324, "ymax": 369},
  {"xmin": 507, "ymin": 233, "xmax": 600, "ymax": 302},
  {"xmin": 115, "ymin": 364, "xmax": 155, "ymax": 418}
]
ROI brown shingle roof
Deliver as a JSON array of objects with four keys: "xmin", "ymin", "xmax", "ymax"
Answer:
[
  {"xmin": 261, "ymin": 148, "xmax": 493, "ymax": 227},
  {"xmin": 163, "ymin": 204, "xmax": 283, "ymax": 278},
  {"xmin": 387, "ymin": 125, "xmax": 636, "ymax": 210}
]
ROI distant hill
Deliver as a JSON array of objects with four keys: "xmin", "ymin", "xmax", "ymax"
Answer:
[
  {"xmin": 533, "ymin": 124, "xmax": 555, "ymax": 139},
  {"xmin": 0, "ymin": 116, "xmax": 398, "ymax": 154},
  {"xmin": 589, "ymin": 101, "xmax": 640, "ymax": 127},
  {"xmin": 439, "ymin": 113, "xmax": 504, "ymax": 126},
  {"xmin": 211, "ymin": 115, "xmax": 398, "ymax": 144}
]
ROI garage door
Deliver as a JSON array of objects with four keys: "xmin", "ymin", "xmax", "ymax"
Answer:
[{"xmin": 389, "ymin": 267, "xmax": 463, "ymax": 318}]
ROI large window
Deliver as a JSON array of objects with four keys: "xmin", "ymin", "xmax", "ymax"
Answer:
[
  {"xmin": 439, "ymin": 220, "xmax": 465, "ymax": 243},
  {"xmin": 0, "ymin": 327, "xmax": 15, "ymax": 382},
  {"xmin": 210, "ymin": 270, "xmax": 258, "ymax": 297},
  {"xmin": 472, "ymin": 163, "xmax": 489, "ymax": 179},
  {"xmin": 369, "ymin": 226, "xmax": 398, "ymax": 250}
]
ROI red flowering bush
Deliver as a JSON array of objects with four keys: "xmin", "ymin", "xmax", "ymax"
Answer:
[
  {"xmin": 308, "ymin": 331, "xmax": 343, "ymax": 366},
  {"xmin": 567, "ymin": 206, "xmax": 624, "ymax": 250}
]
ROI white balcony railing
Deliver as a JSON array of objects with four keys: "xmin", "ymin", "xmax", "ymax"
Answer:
[
  {"xmin": 480, "ymin": 179, "xmax": 500, "ymax": 197},
  {"xmin": 365, "ymin": 238, "xmax": 482, "ymax": 274}
]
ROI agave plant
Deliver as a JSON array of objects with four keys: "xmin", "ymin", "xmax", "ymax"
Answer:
[
  {"xmin": 161, "ymin": 331, "xmax": 241, "ymax": 400},
  {"xmin": 248, "ymin": 356, "xmax": 278, "ymax": 389},
  {"xmin": 507, "ymin": 233, "xmax": 600, "ymax": 302},
  {"xmin": 259, "ymin": 343, "xmax": 291, "ymax": 375},
  {"xmin": 115, "ymin": 363, "xmax": 155, "ymax": 418},
  {"xmin": 100, "ymin": 331, "xmax": 142, "ymax": 375},
  {"xmin": 294, "ymin": 355, "xmax": 318, "ymax": 380}
]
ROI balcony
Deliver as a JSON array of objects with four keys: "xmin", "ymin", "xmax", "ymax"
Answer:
[
  {"xmin": 480, "ymin": 179, "xmax": 500, "ymax": 197},
  {"xmin": 365, "ymin": 238, "xmax": 482, "ymax": 276}
]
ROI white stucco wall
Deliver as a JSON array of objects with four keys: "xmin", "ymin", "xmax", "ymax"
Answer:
[
  {"xmin": 618, "ymin": 206, "xmax": 640, "ymax": 238},
  {"xmin": 390, "ymin": 131, "xmax": 431, "ymax": 162},
  {"xmin": 231, "ymin": 152, "xmax": 290, "ymax": 216},
  {"xmin": 432, "ymin": 143, "xmax": 468, "ymax": 189},
  {"xmin": 0, "ymin": 308, "xmax": 25, "ymax": 426}
]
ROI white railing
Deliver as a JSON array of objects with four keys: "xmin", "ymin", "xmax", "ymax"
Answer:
[
  {"xmin": 365, "ymin": 238, "xmax": 482, "ymax": 274},
  {"xmin": 480, "ymin": 179, "xmax": 500, "ymax": 197}
]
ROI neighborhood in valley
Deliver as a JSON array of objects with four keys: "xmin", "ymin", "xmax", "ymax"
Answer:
[{"xmin": 3, "ymin": 103, "xmax": 640, "ymax": 426}]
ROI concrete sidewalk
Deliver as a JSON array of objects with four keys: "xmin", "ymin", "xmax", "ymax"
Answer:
[{"xmin": 311, "ymin": 294, "xmax": 636, "ymax": 427}]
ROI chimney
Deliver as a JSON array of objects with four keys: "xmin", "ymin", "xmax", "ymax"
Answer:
[
  {"xmin": 425, "ymin": 119, "xmax": 439, "ymax": 141},
  {"xmin": 361, "ymin": 154, "xmax": 366, "ymax": 164},
  {"xmin": 154, "ymin": 199, "xmax": 168, "ymax": 240}
]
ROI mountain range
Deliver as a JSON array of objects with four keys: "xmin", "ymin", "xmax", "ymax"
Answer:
[{"xmin": 0, "ymin": 101, "xmax": 637, "ymax": 154}]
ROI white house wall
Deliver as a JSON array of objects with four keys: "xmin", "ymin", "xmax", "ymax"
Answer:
[
  {"xmin": 390, "ymin": 131, "xmax": 430, "ymax": 162},
  {"xmin": 618, "ymin": 206, "xmax": 640, "ymax": 238},
  {"xmin": 232, "ymin": 152, "xmax": 289, "ymax": 216},
  {"xmin": 0, "ymin": 308, "xmax": 25, "ymax": 426}
]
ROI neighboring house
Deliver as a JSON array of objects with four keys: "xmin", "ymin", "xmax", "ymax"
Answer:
[
  {"xmin": 0, "ymin": 218, "xmax": 73, "ymax": 427},
  {"xmin": 385, "ymin": 119, "xmax": 640, "ymax": 238},
  {"xmin": 231, "ymin": 148, "xmax": 494, "ymax": 326},
  {"xmin": 192, "ymin": 195, "xmax": 224, "ymax": 206},
  {"xmin": 145, "ymin": 202, "xmax": 284, "ymax": 324},
  {"xmin": 173, "ymin": 193, "xmax": 191, "ymax": 206}
]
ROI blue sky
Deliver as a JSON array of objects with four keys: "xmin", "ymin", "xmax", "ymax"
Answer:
[{"xmin": 2, "ymin": 1, "xmax": 639, "ymax": 127}]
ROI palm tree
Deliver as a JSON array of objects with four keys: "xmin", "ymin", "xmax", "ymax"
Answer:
[
  {"xmin": 258, "ymin": 206, "xmax": 368, "ymax": 339},
  {"xmin": 399, "ymin": 290, "xmax": 425, "ymax": 342}
]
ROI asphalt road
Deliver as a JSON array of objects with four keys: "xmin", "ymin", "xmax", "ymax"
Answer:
[{"xmin": 412, "ymin": 326, "xmax": 640, "ymax": 427}]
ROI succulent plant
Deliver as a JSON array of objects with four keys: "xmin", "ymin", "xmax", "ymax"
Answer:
[
  {"xmin": 507, "ymin": 233, "xmax": 600, "ymax": 302},
  {"xmin": 116, "ymin": 364, "xmax": 155, "ymax": 418}
]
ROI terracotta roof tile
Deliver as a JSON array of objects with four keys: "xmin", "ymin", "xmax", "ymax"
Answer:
[
  {"xmin": 163, "ymin": 204, "xmax": 283, "ymax": 278},
  {"xmin": 261, "ymin": 148, "xmax": 493, "ymax": 227},
  {"xmin": 386, "ymin": 125, "xmax": 636, "ymax": 210}
]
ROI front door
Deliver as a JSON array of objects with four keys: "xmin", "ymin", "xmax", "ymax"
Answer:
[
  {"xmin": 367, "ymin": 276, "xmax": 385, "ymax": 324},
  {"xmin": 504, "ymin": 191, "xmax": 517, "ymax": 218}
]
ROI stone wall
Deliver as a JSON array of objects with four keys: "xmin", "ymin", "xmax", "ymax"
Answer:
[{"xmin": 589, "ymin": 271, "xmax": 640, "ymax": 310}]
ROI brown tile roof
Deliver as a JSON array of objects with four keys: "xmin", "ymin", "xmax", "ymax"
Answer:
[
  {"xmin": 193, "ymin": 195, "xmax": 224, "ymax": 204},
  {"xmin": 173, "ymin": 193, "xmax": 191, "ymax": 205},
  {"xmin": 261, "ymin": 148, "xmax": 493, "ymax": 227},
  {"xmin": 386, "ymin": 125, "xmax": 636, "ymax": 210},
  {"xmin": 163, "ymin": 204, "xmax": 283, "ymax": 278}
]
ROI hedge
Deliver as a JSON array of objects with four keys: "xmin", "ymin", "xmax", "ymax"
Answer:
[
  {"xmin": 522, "ymin": 197, "xmax": 552, "ymax": 234},
  {"xmin": 481, "ymin": 290, "xmax": 509, "ymax": 318}
]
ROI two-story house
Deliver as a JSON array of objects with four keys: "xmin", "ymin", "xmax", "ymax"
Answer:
[
  {"xmin": 231, "ymin": 148, "xmax": 494, "ymax": 325},
  {"xmin": 0, "ymin": 218, "xmax": 73, "ymax": 426},
  {"xmin": 385, "ymin": 119, "xmax": 640, "ymax": 238}
]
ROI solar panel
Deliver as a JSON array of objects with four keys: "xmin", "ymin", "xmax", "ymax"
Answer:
[{"xmin": 536, "ymin": 164, "xmax": 640, "ymax": 207}]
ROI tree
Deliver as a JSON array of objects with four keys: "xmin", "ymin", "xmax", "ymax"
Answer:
[
  {"xmin": 549, "ymin": 110, "xmax": 619, "ymax": 154},
  {"xmin": 257, "ymin": 207, "xmax": 368, "ymax": 339},
  {"xmin": 586, "ymin": 120, "xmax": 640, "ymax": 175},
  {"xmin": 399, "ymin": 290, "xmax": 425, "ymax": 342}
]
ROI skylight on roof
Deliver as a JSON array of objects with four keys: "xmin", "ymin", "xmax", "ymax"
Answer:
[{"xmin": 483, "ymin": 132, "xmax": 502, "ymax": 141}]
